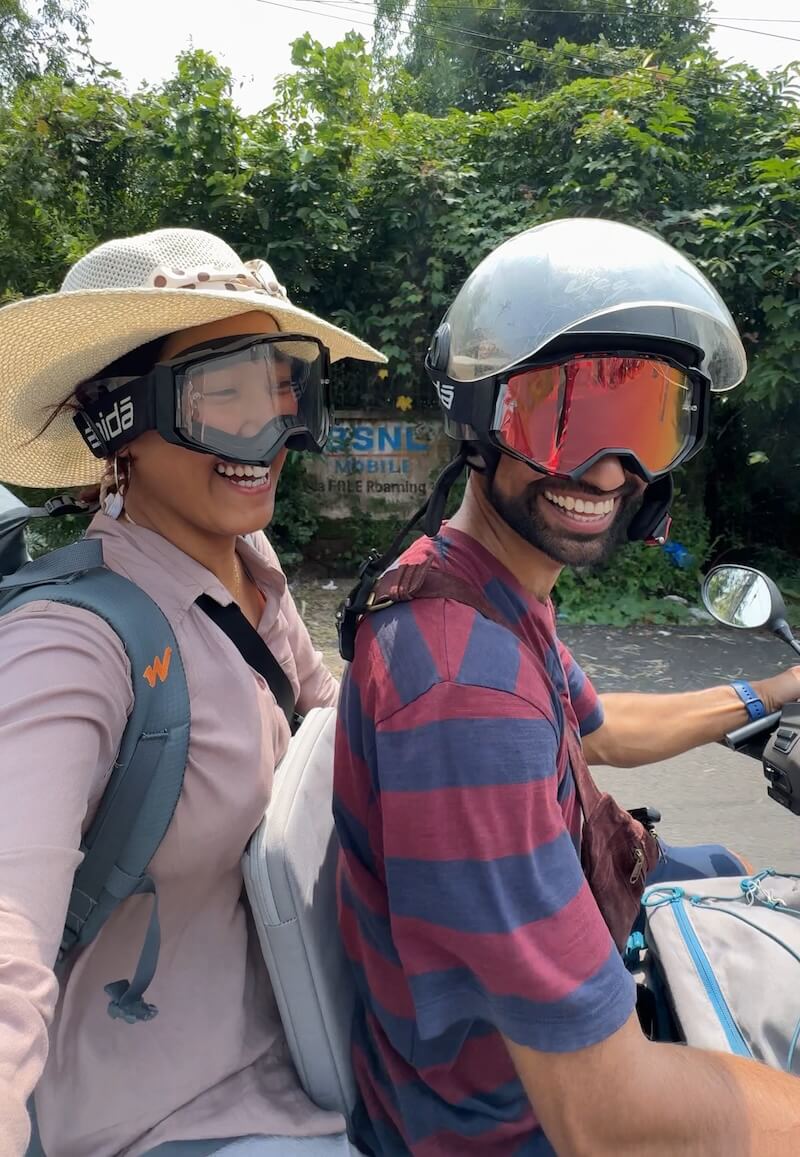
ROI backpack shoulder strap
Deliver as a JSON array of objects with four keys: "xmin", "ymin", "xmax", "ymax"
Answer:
[
  {"xmin": 0, "ymin": 540, "xmax": 190, "ymax": 1024},
  {"xmin": 0, "ymin": 536, "xmax": 105, "ymax": 588},
  {"xmin": 372, "ymin": 558, "xmax": 608, "ymax": 823},
  {"xmin": 372, "ymin": 557, "xmax": 509, "ymax": 630}
]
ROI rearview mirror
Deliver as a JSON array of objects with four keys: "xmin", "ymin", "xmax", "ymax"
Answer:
[{"xmin": 702, "ymin": 565, "xmax": 786, "ymax": 631}]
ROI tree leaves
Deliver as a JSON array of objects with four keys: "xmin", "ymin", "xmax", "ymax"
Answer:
[{"xmin": 0, "ymin": 25, "xmax": 798, "ymax": 571}]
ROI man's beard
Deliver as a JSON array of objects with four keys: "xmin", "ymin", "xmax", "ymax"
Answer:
[{"xmin": 487, "ymin": 473, "xmax": 643, "ymax": 569}]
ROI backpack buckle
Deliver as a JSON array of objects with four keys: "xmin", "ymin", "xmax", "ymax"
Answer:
[{"xmin": 44, "ymin": 494, "xmax": 96, "ymax": 517}]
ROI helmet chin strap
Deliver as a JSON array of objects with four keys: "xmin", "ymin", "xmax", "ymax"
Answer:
[
  {"xmin": 422, "ymin": 448, "xmax": 471, "ymax": 536},
  {"xmin": 627, "ymin": 474, "xmax": 674, "ymax": 545},
  {"xmin": 417, "ymin": 438, "xmax": 500, "ymax": 538},
  {"xmin": 337, "ymin": 449, "xmax": 469, "ymax": 661}
]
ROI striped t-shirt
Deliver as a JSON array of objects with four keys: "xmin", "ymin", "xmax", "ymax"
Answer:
[{"xmin": 334, "ymin": 527, "xmax": 635, "ymax": 1155}]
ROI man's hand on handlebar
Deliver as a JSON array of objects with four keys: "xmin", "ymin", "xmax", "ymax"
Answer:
[{"xmin": 756, "ymin": 666, "xmax": 800, "ymax": 713}]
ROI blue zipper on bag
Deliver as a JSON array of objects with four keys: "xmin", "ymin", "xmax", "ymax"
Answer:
[{"xmin": 670, "ymin": 898, "xmax": 752, "ymax": 1058}]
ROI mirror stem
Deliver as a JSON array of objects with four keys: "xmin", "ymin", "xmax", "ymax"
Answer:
[{"xmin": 773, "ymin": 619, "xmax": 800, "ymax": 657}]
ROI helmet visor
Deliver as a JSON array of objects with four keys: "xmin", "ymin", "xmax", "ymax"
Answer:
[
  {"xmin": 174, "ymin": 336, "xmax": 328, "ymax": 463},
  {"xmin": 493, "ymin": 354, "xmax": 695, "ymax": 477},
  {"xmin": 443, "ymin": 218, "xmax": 746, "ymax": 391}
]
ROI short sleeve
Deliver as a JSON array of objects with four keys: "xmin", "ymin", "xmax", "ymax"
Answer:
[
  {"xmin": 557, "ymin": 638, "xmax": 604, "ymax": 736},
  {"xmin": 375, "ymin": 680, "xmax": 635, "ymax": 1054}
]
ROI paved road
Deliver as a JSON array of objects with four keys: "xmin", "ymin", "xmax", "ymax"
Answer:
[{"xmin": 560, "ymin": 624, "xmax": 799, "ymax": 871}]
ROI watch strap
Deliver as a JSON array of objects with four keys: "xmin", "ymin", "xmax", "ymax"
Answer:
[{"xmin": 731, "ymin": 680, "xmax": 767, "ymax": 722}]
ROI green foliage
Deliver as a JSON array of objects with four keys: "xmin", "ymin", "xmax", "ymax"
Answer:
[
  {"xmin": 0, "ymin": 27, "xmax": 798, "ymax": 618},
  {"xmin": 552, "ymin": 485, "xmax": 712, "ymax": 625},
  {"xmin": 3, "ymin": 485, "xmax": 90, "ymax": 553},
  {"xmin": 373, "ymin": 0, "xmax": 711, "ymax": 113},
  {"xmin": 0, "ymin": 0, "xmax": 89, "ymax": 96},
  {"xmin": 269, "ymin": 453, "xmax": 322, "ymax": 569}
]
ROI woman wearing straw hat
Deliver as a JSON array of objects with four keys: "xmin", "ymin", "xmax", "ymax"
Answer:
[{"xmin": 0, "ymin": 228, "xmax": 384, "ymax": 1157}]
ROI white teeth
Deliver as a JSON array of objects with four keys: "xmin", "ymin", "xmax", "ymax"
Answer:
[
  {"xmin": 215, "ymin": 463, "xmax": 269, "ymax": 479},
  {"xmin": 214, "ymin": 462, "xmax": 270, "ymax": 487},
  {"xmin": 544, "ymin": 490, "xmax": 615, "ymax": 517}
]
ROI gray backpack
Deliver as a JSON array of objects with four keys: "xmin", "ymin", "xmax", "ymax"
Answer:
[
  {"xmin": 0, "ymin": 495, "xmax": 190, "ymax": 1025},
  {"xmin": 2, "ymin": 495, "xmax": 309, "ymax": 1157},
  {"xmin": 643, "ymin": 870, "xmax": 800, "ymax": 1071}
]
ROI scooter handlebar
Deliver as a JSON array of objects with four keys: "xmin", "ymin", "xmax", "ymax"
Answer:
[{"xmin": 724, "ymin": 710, "xmax": 782, "ymax": 750}]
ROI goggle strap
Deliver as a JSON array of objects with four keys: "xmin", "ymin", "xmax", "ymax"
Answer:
[
  {"xmin": 628, "ymin": 475, "xmax": 674, "ymax": 544},
  {"xmin": 74, "ymin": 379, "xmax": 153, "ymax": 458}
]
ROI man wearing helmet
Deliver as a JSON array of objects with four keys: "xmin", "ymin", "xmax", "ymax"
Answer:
[{"xmin": 334, "ymin": 219, "xmax": 800, "ymax": 1155}]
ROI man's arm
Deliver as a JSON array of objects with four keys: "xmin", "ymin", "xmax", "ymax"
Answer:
[
  {"xmin": 583, "ymin": 667, "xmax": 800, "ymax": 768},
  {"xmin": 505, "ymin": 1012, "xmax": 800, "ymax": 1157}
]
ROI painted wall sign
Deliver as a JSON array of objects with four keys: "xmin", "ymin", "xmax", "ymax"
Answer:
[{"xmin": 305, "ymin": 412, "xmax": 451, "ymax": 517}]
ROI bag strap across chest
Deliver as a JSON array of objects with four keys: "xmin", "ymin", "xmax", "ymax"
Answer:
[
  {"xmin": 372, "ymin": 558, "xmax": 604, "ymax": 811},
  {"xmin": 369, "ymin": 558, "xmax": 659, "ymax": 950}
]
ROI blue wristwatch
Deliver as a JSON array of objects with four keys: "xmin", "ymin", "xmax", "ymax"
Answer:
[{"xmin": 730, "ymin": 680, "xmax": 767, "ymax": 722}]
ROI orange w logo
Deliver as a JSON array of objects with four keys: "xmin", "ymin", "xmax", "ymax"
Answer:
[{"xmin": 143, "ymin": 646, "xmax": 172, "ymax": 688}]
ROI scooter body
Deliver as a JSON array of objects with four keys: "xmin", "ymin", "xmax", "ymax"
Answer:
[{"xmin": 634, "ymin": 563, "xmax": 800, "ymax": 1045}]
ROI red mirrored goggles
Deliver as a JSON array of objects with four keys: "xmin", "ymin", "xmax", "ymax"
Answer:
[{"xmin": 491, "ymin": 353, "xmax": 705, "ymax": 480}]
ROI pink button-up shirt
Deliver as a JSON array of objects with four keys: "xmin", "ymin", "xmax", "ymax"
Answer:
[{"xmin": 0, "ymin": 514, "xmax": 343, "ymax": 1156}]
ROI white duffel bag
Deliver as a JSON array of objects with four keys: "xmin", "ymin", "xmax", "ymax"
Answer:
[
  {"xmin": 643, "ymin": 870, "xmax": 800, "ymax": 1071},
  {"xmin": 242, "ymin": 708, "xmax": 360, "ymax": 1121}
]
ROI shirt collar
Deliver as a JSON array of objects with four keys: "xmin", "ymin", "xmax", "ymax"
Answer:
[
  {"xmin": 87, "ymin": 513, "xmax": 287, "ymax": 617},
  {"xmin": 433, "ymin": 525, "xmax": 556, "ymax": 639}
]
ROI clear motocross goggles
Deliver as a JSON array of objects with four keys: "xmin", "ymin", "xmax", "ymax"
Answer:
[{"xmin": 74, "ymin": 333, "xmax": 332, "ymax": 466}]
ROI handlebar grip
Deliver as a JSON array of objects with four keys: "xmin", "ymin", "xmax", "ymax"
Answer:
[{"xmin": 724, "ymin": 710, "xmax": 782, "ymax": 750}]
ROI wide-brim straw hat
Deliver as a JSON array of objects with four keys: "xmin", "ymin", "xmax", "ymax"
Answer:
[{"xmin": 0, "ymin": 227, "xmax": 386, "ymax": 487}]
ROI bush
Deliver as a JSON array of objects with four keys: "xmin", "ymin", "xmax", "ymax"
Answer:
[
  {"xmin": 269, "ymin": 453, "xmax": 322, "ymax": 569},
  {"xmin": 3, "ymin": 486, "xmax": 90, "ymax": 556}
]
